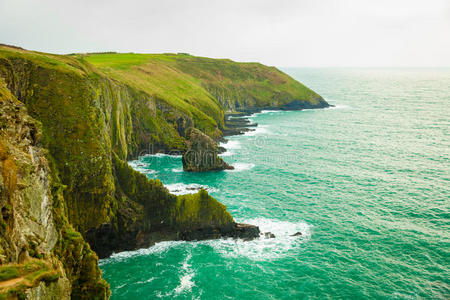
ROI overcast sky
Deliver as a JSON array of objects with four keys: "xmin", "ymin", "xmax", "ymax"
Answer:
[{"xmin": 1, "ymin": 0, "xmax": 449, "ymax": 67}]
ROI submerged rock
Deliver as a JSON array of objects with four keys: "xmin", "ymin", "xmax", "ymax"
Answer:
[
  {"xmin": 264, "ymin": 232, "xmax": 276, "ymax": 239},
  {"xmin": 230, "ymin": 223, "xmax": 261, "ymax": 240},
  {"xmin": 180, "ymin": 222, "xmax": 260, "ymax": 241},
  {"xmin": 182, "ymin": 128, "xmax": 234, "ymax": 172}
]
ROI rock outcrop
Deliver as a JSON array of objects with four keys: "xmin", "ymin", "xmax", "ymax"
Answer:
[
  {"xmin": 182, "ymin": 128, "xmax": 234, "ymax": 171},
  {"xmin": 181, "ymin": 222, "xmax": 260, "ymax": 241},
  {"xmin": 0, "ymin": 84, "xmax": 108, "ymax": 299},
  {"xmin": 84, "ymin": 157, "xmax": 238, "ymax": 258}
]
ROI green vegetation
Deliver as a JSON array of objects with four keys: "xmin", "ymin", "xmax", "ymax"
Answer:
[
  {"xmin": 112, "ymin": 153, "xmax": 233, "ymax": 231},
  {"xmin": 172, "ymin": 55, "xmax": 325, "ymax": 108},
  {"xmin": 0, "ymin": 46, "xmax": 89, "ymax": 76},
  {"xmin": 0, "ymin": 44, "xmax": 327, "ymax": 299},
  {"xmin": 0, "ymin": 45, "xmax": 326, "ymax": 154},
  {"xmin": 50, "ymin": 173, "xmax": 110, "ymax": 300},
  {"xmin": 0, "ymin": 259, "xmax": 60, "ymax": 299},
  {"xmin": 172, "ymin": 189, "xmax": 234, "ymax": 231},
  {"xmin": 82, "ymin": 53, "xmax": 223, "ymax": 137},
  {"xmin": 81, "ymin": 52, "xmax": 326, "ymax": 132},
  {"xmin": 0, "ymin": 80, "xmax": 109, "ymax": 299},
  {"xmin": 112, "ymin": 152, "xmax": 176, "ymax": 228},
  {"xmin": 0, "ymin": 267, "xmax": 19, "ymax": 281}
]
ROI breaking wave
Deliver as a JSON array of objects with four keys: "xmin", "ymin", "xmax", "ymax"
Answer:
[{"xmin": 164, "ymin": 183, "xmax": 218, "ymax": 195}]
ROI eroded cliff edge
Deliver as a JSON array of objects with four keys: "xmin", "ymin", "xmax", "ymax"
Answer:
[
  {"xmin": 0, "ymin": 85, "xmax": 108, "ymax": 299},
  {"xmin": 0, "ymin": 45, "xmax": 328, "ymax": 299}
]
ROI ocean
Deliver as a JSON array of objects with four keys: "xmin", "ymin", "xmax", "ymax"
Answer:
[{"xmin": 99, "ymin": 68, "xmax": 450, "ymax": 299}]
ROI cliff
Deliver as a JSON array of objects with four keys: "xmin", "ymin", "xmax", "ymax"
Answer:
[
  {"xmin": 0, "ymin": 84, "xmax": 108, "ymax": 299},
  {"xmin": 0, "ymin": 44, "xmax": 327, "ymax": 299}
]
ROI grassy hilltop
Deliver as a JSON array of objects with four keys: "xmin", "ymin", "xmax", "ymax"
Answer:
[
  {"xmin": 82, "ymin": 52, "xmax": 326, "ymax": 109},
  {"xmin": 80, "ymin": 52, "xmax": 327, "ymax": 138},
  {"xmin": 0, "ymin": 44, "xmax": 327, "ymax": 299}
]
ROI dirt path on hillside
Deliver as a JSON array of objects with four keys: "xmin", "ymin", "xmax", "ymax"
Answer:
[{"xmin": 0, "ymin": 277, "xmax": 25, "ymax": 289}]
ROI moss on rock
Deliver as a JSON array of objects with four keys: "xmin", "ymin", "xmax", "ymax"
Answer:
[
  {"xmin": 172, "ymin": 189, "xmax": 234, "ymax": 231},
  {"xmin": 182, "ymin": 128, "xmax": 234, "ymax": 171},
  {"xmin": 0, "ymin": 82, "xmax": 108, "ymax": 299}
]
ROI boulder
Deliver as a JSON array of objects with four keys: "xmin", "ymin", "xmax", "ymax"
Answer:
[{"xmin": 264, "ymin": 232, "xmax": 276, "ymax": 239}]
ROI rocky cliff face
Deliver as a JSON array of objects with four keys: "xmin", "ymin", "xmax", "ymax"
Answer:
[
  {"xmin": 0, "ymin": 83, "xmax": 108, "ymax": 299},
  {"xmin": 0, "ymin": 45, "xmax": 328, "ymax": 299},
  {"xmin": 182, "ymin": 128, "xmax": 234, "ymax": 171}
]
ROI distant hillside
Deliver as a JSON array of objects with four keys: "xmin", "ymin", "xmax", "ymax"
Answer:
[{"xmin": 82, "ymin": 52, "xmax": 327, "ymax": 122}]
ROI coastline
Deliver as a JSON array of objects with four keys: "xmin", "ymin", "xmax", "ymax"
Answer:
[
  {"xmin": 0, "ymin": 44, "xmax": 330, "ymax": 299},
  {"xmin": 221, "ymin": 101, "xmax": 332, "ymax": 139}
]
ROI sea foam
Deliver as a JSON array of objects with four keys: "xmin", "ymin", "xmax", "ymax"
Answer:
[
  {"xmin": 128, "ymin": 160, "xmax": 157, "ymax": 174},
  {"xmin": 219, "ymin": 151, "xmax": 234, "ymax": 157},
  {"xmin": 173, "ymin": 253, "xmax": 195, "ymax": 295},
  {"xmin": 101, "ymin": 217, "xmax": 311, "ymax": 266},
  {"xmin": 164, "ymin": 183, "xmax": 218, "ymax": 195},
  {"xmin": 243, "ymin": 125, "xmax": 270, "ymax": 136},
  {"xmin": 259, "ymin": 110, "xmax": 282, "ymax": 114},
  {"xmin": 101, "ymin": 241, "xmax": 187, "ymax": 264},
  {"xmin": 206, "ymin": 217, "xmax": 311, "ymax": 261},
  {"xmin": 220, "ymin": 140, "xmax": 241, "ymax": 150},
  {"xmin": 226, "ymin": 163, "xmax": 255, "ymax": 172}
]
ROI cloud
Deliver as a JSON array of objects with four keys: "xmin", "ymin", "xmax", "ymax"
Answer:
[{"xmin": 0, "ymin": 0, "xmax": 448, "ymax": 66}]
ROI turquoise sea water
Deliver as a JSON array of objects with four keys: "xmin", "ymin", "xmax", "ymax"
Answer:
[{"xmin": 100, "ymin": 68, "xmax": 450, "ymax": 299}]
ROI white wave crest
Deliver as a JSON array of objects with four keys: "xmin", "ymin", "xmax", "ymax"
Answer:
[
  {"xmin": 226, "ymin": 163, "xmax": 255, "ymax": 172},
  {"xmin": 173, "ymin": 253, "xmax": 195, "ymax": 295},
  {"xmin": 206, "ymin": 217, "xmax": 311, "ymax": 261},
  {"xmin": 128, "ymin": 160, "xmax": 157, "ymax": 174},
  {"xmin": 259, "ymin": 110, "xmax": 282, "ymax": 114},
  {"xmin": 171, "ymin": 168, "xmax": 183, "ymax": 173},
  {"xmin": 135, "ymin": 277, "xmax": 155, "ymax": 285},
  {"xmin": 100, "ymin": 218, "xmax": 311, "ymax": 266},
  {"xmin": 165, "ymin": 183, "xmax": 218, "ymax": 195},
  {"xmin": 101, "ymin": 241, "xmax": 186, "ymax": 264},
  {"xmin": 219, "ymin": 151, "xmax": 234, "ymax": 157},
  {"xmin": 128, "ymin": 160, "xmax": 145, "ymax": 168},
  {"xmin": 220, "ymin": 140, "xmax": 241, "ymax": 150},
  {"xmin": 244, "ymin": 125, "xmax": 270, "ymax": 136}
]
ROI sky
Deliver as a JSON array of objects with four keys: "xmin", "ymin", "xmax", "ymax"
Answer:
[{"xmin": 1, "ymin": 0, "xmax": 449, "ymax": 67}]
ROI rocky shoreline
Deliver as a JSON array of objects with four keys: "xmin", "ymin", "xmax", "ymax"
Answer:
[
  {"xmin": 222, "ymin": 100, "xmax": 331, "ymax": 138},
  {"xmin": 87, "ymin": 222, "xmax": 261, "ymax": 259},
  {"xmin": 105, "ymin": 102, "xmax": 333, "ymax": 259},
  {"xmin": 221, "ymin": 113, "xmax": 258, "ymax": 136}
]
